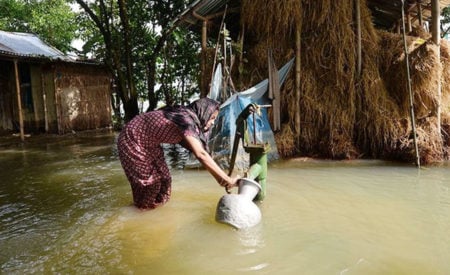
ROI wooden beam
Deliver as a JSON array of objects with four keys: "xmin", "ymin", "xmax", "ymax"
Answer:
[
  {"xmin": 418, "ymin": 2, "xmax": 423, "ymax": 27},
  {"xmin": 13, "ymin": 60, "xmax": 24, "ymax": 141}
]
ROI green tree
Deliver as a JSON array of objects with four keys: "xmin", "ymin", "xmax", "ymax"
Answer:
[
  {"xmin": 0, "ymin": 0, "xmax": 77, "ymax": 53},
  {"xmin": 441, "ymin": 6, "xmax": 450, "ymax": 38},
  {"xmin": 0, "ymin": 0, "xmax": 202, "ymax": 125},
  {"xmin": 158, "ymin": 29, "xmax": 201, "ymax": 106},
  {"xmin": 74, "ymin": 0, "xmax": 140, "ymax": 123},
  {"xmin": 74, "ymin": 0, "xmax": 201, "ymax": 123}
]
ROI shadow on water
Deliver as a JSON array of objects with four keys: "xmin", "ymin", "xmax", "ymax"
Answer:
[{"xmin": 0, "ymin": 130, "xmax": 450, "ymax": 274}]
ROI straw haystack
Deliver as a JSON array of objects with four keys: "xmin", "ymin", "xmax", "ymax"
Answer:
[{"xmin": 237, "ymin": 0, "xmax": 450, "ymax": 164}]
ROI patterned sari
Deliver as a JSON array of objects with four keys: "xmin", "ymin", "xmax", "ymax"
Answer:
[{"xmin": 117, "ymin": 98, "xmax": 219, "ymax": 209}]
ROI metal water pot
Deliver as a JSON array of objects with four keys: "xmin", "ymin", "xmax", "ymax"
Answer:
[{"xmin": 215, "ymin": 178, "xmax": 262, "ymax": 229}]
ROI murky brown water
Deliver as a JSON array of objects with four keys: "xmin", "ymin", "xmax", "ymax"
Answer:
[{"xmin": 1, "ymin": 131, "xmax": 449, "ymax": 274}]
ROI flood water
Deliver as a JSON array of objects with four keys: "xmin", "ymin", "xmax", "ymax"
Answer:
[{"xmin": 1, "ymin": 131, "xmax": 449, "ymax": 274}]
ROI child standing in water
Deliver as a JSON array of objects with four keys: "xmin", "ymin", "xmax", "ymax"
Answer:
[{"xmin": 117, "ymin": 98, "xmax": 239, "ymax": 209}]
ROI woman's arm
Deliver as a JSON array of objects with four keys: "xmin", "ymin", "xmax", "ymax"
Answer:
[{"xmin": 182, "ymin": 135, "xmax": 238, "ymax": 189}]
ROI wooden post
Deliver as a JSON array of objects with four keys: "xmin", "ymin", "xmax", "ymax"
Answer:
[
  {"xmin": 407, "ymin": 12, "xmax": 412, "ymax": 33},
  {"xmin": 201, "ymin": 19, "xmax": 208, "ymax": 96},
  {"xmin": 53, "ymin": 68, "xmax": 61, "ymax": 134},
  {"xmin": 295, "ymin": 27, "xmax": 301, "ymax": 144},
  {"xmin": 355, "ymin": 0, "xmax": 362, "ymax": 78},
  {"xmin": 418, "ymin": 1, "xmax": 423, "ymax": 28},
  {"xmin": 13, "ymin": 60, "xmax": 25, "ymax": 141},
  {"xmin": 431, "ymin": 0, "xmax": 441, "ymax": 138},
  {"xmin": 193, "ymin": 7, "xmax": 236, "ymax": 97}
]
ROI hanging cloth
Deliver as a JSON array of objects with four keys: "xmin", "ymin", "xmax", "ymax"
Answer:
[{"xmin": 208, "ymin": 63, "xmax": 223, "ymax": 101}]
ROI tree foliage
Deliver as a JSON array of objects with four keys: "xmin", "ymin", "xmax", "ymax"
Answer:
[
  {"xmin": 441, "ymin": 6, "xmax": 450, "ymax": 38},
  {"xmin": 0, "ymin": 0, "xmax": 202, "ymax": 124},
  {"xmin": 73, "ymin": 0, "xmax": 201, "ymax": 123},
  {"xmin": 0, "ymin": 0, "xmax": 77, "ymax": 53}
]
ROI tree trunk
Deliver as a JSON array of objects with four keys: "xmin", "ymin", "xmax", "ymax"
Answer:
[
  {"xmin": 146, "ymin": 58, "xmax": 158, "ymax": 111},
  {"xmin": 118, "ymin": 0, "xmax": 137, "ymax": 105},
  {"xmin": 123, "ymin": 97, "xmax": 139, "ymax": 123},
  {"xmin": 76, "ymin": 0, "xmax": 139, "ymax": 122},
  {"xmin": 146, "ymin": 31, "xmax": 171, "ymax": 111}
]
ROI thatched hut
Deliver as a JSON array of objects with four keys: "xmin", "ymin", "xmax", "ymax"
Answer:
[
  {"xmin": 177, "ymin": 0, "xmax": 450, "ymax": 164},
  {"xmin": 0, "ymin": 31, "xmax": 112, "ymax": 139}
]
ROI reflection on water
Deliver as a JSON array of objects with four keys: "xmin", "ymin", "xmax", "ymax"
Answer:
[
  {"xmin": 0, "ymin": 131, "xmax": 450, "ymax": 274},
  {"xmin": 162, "ymin": 143, "xmax": 190, "ymax": 169}
]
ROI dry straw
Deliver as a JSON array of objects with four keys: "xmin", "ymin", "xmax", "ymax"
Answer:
[{"xmin": 236, "ymin": 0, "xmax": 449, "ymax": 163}]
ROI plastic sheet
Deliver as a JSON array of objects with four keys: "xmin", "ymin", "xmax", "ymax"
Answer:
[{"xmin": 207, "ymin": 58, "xmax": 294, "ymax": 171}]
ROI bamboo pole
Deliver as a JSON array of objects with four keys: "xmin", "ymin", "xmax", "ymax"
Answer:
[
  {"xmin": 201, "ymin": 19, "xmax": 208, "ymax": 96},
  {"xmin": 431, "ymin": 0, "xmax": 442, "ymax": 139},
  {"xmin": 222, "ymin": 23, "xmax": 228, "ymax": 95},
  {"xmin": 209, "ymin": 5, "xmax": 227, "ymax": 96},
  {"xmin": 13, "ymin": 60, "xmax": 25, "ymax": 141},
  {"xmin": 295, "ymin": 27, "xmax": 301, "ymax": 144},
  {"xmin": 355, "ymin": 0, "xmax": 362, "ymax": 77},
  {"xmin": 401, "ymin": 0, "xmax": 420, "ymax": 168},
  {"xmin": 418, "ymin": 1, "xmax": 423, "ymax": 27},
  {"xmin": 407, "ymin": 12, "xmax": 412, "ymax": 32}
]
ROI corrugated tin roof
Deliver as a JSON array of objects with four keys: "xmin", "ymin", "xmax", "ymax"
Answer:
[
  {"xmin": 176, "ymin": 0, "xmax": 450, "ymax": 31},
  {"xmin": 368, "ymin": 0, "xmax": 450, "ymax": 29},
  {"xmin": 0, "ymin": 30, "xmax": 74, "ymax": 61},
  {"xmin": 195, "ymin": 0, "xmax": 230, "ymax": 17},
  {"xmin": 172, "ymin": 0, "xmax": 231, "ymax": 28}
]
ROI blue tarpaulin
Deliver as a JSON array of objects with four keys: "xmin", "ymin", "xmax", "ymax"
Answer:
[{"xmin": 208, "ymin": 58, "xmax": 294, "ymax": 171}]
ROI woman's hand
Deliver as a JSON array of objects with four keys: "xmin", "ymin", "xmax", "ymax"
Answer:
[
  {"xmin": 182, "ymin": 135, "xmax": 241, "ymax": 193},
  {"xmin": 221, "ymin": 176, "xmax": 240, "ymax": 193},
  {"xmin": 221, "ymin": 176, "xmax": 239, "ymax": 188}
]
